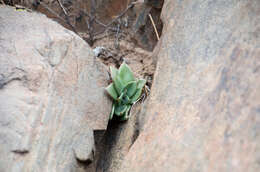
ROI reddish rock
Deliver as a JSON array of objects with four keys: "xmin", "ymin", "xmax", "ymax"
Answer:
[{"xmin": 118, "ymin": 0, "xmax": 260, "ymax": 171}]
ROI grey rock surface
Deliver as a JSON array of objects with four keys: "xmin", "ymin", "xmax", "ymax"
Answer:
[
  {"xmin": 118, "ymin": 0, "xmax": 260, "ymax": 172},
  {"xmin": 0, "ymin": 6, "xmax": 111, "ymax": 172}
]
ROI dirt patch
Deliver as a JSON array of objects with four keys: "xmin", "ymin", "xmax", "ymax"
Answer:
[{"xmin": 88, "ymin": 31, "xmax": 155, "ymax": 87}]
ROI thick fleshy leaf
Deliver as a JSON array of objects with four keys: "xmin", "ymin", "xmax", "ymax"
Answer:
[
  {"xmin": 109, "ymin": 103, "xmax": 115, "ymax": 120},
  {"xmin": 123, "ymin": 81, "xmax": 137, "ymax": 97},
  {"xmin": 110, "ymin": 66, "xmax": 124, "ymax": 94},
  {"xmin": 130, "ymin": 88, "xmax": 142, "ymax": 103},
  {"xmin": 110, "ymin": 66, "xmax": 118, "ymax": 80},
  {"xmin": 105, "ymin": 83, "xmax": 118, "ymax": 100},
  {"xmin": 118, "ymin": 91, "xmax": 125, "ymax": 103},
  {"xmin": 129, "ymin": 79, "xmax": 145, "ymax": 103},
  {"xmin": 137, "ymin": 79, "xmax": 146, "ymax": 89},
  {"xmin": 115, "ymin": 104, "xmax": 128, "ymax": 116},
  {"xmin": 113, "ymin": 75, "xmax": 125, "ymax": 94},
  {"xmin": 122, "ymin": 94, "xmax": 130, "ymax": 104},
  {"xmin": 125, "ymin": 105, "xmax": 131, "ymax": 117},
  {"xmin": 120, "ymin": 105, "xmax": 131, "ymax": 121},
  {"xmin": 118, "ymin": 63, "xmax": 135, "ymax": 84}
]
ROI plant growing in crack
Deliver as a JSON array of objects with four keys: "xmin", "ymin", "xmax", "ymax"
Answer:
[{"xmin": 106, "ymin": 62, "xmax": 146, "ymax": 121}]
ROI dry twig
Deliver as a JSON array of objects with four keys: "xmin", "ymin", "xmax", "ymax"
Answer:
[
  {"xmin": 57, "ymin": 0, "xmax": 67, "ymax": 15},
  {"xmin": 56, "ymin": 0, "xmax": 77, "ymax": 33},
  {"xmin": 40, "ymin": 2, "xmax": 66, "ymax": 23},
  {"xmin": 39, "ymin": 1, "xmax": 135, "ymax": 45},
  {"xmin": 105, "ymin": 3, "xmax": 134, "ymax": 28},
  {"xmin": 148, "ymin": 13, "xmax": 160, "ymax": 41},
  {"xmin": 79, "ymin": 2, "xmax": 134, "ymax": 32},
  {"xmin": 115, "ymin": 23, "xmax": 121, "ymax": 49},
  {"xmin": 39, "ymin": 2, "xmax": 77, "ymax": 33},
  {"xmin": 62, "ymin": 0, "xmax": 136, "ymax": 45}
]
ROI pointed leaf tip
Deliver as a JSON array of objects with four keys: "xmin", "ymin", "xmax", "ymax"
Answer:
[
  {"xmin": 130, "ymin": 88, "xmax": 142, "ymax": 103},
  {"xmin": 110, "ymin": 66, "xmax": 118, "ymax": 80},
  {"xmin": 137, "ymin": 79, "xmax": 146, "ymax": 89},
  {"xmin": 118, "ymin": 63, "xmax": 135, "ymax": 84}
]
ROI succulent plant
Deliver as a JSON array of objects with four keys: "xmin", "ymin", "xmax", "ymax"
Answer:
[{"xmin": 105, "ymin": 63, "xmax": 146, "ymax": 121}]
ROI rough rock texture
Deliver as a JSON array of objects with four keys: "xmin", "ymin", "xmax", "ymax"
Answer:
[
  {"xmin": 118, "ymin": 0, "xmax": 260, "ymax": 172},
  {"xmin": 96, "ymin": 101, "xmax": 147, "ymax": 172},
  {"xmin": 0, "ymin": 6, "xmax": 111, "ymax": 172}
]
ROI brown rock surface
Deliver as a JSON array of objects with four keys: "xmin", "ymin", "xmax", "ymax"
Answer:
[
  {"xmin": 0, "ymin": 6, "xmax": 110, "ymax": 171},
  {"xmin": 118, "ymin": 0, "xmax": 260, "ymax": 171}
]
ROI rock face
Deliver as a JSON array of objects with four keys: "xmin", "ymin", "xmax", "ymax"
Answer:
[
  {"xmin": 0, "ymin": 6, "xmax": 111, "ymax": 172},
  {"xmin": 118, "ymin": 0, "xmax": 260, "ymax": 172}
]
